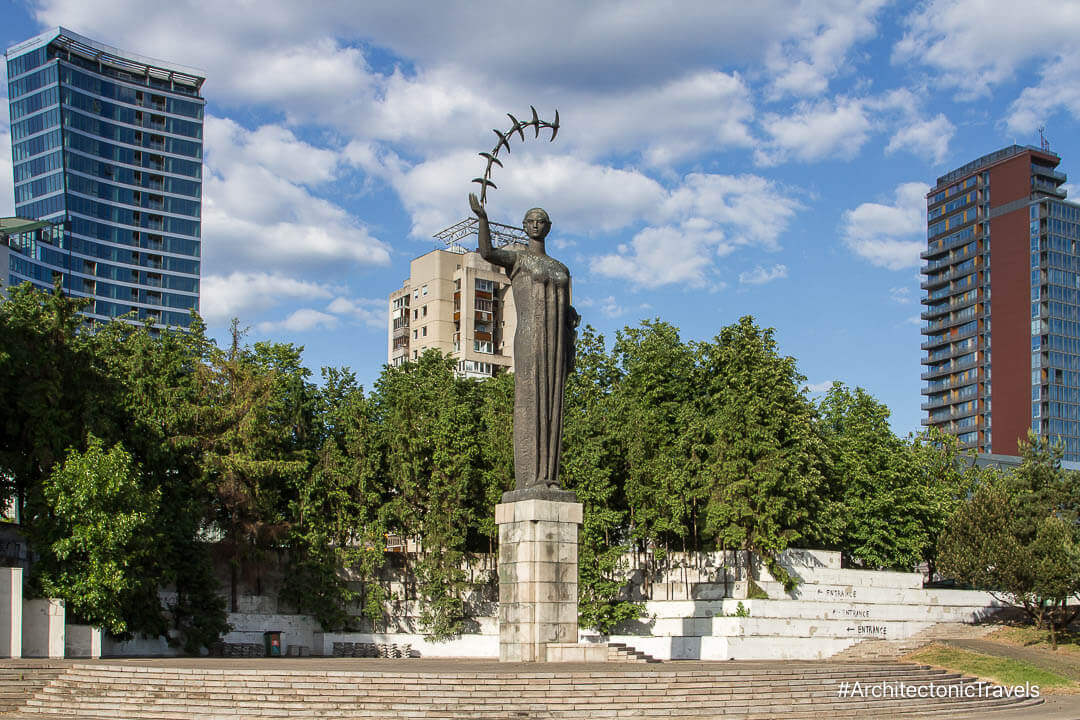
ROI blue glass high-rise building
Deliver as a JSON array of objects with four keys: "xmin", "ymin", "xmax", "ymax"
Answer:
[{"xmin": 4, "ymin": 27, "xmax": 204, "ymax": 327}]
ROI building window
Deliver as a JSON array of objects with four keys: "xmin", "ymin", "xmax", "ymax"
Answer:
[
  {"xmin": 474, "ymin": 340, "xmax": 492, "ymax": 353},
  {"xmin": 422, "ymin": 285, "xmax": 428, "ymax": 296},
  {"xmin": 422, "ymin": 305, "xmax": 428, "ymax": 317},
  {"xmin": 413, "ymin": 330, "xmax": 418, "ymax": 339},
  {"xmin": 422, "ymin": 327, "xmax": 427, "ymax": 337},
  {"xmin": 476, "ymin": 278, "xmax": 493, "ymax": 293}
]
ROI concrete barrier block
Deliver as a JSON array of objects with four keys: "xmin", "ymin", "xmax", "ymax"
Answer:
[
  {"xmin": 66, "ymin": 625, "xmax": 102, "ymax": 658},
  {"xmin": 0, "ymin": 568, "xmax": 22, "ymax": 658},
  {"xmin": 22, "ymin": 598, "xmax": 64, "ymax": 658}
]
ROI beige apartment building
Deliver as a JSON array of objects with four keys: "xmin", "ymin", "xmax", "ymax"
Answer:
[{"xmin": 388, "ymin": 248, "xmax": 516, "ymax": 378}]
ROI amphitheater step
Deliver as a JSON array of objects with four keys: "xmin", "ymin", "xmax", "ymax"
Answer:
[
  {"xmin": 0, "ymin": 663, "xmax": 69, "ymax": 716},
  {"xmin": 832, "ymin": 622, "xmax": 999, "ymax": 661},
  {"xmin": 0, "ymin": 659, "xmax": 1044, "ymax": 719},
  {"xmin": 607, "ymin": 642, "xmax": 661, "ymax": 663}
]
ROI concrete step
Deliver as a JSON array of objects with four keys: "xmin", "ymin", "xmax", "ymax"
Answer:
[
  {"xmin": 607, "ymin": 642, "xmax": 661, "ymax": 663},
  {"xmin": 6, "ymin": 661, "xmax": 1043, "ymax": 718}
]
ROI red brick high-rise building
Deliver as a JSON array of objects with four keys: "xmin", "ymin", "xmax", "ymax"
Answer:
[{"xmin": 922, "ymin": 145, "xmax": 1080, "ymax": 459}]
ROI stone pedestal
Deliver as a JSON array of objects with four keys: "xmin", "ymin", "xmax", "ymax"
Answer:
[
  {"xmin": 0, "ymin": 567, "xmax": 22, "ymax": 658},
  {"xmin": 496, "ymin": 498, "xmax": 582, "ymax": 662}
]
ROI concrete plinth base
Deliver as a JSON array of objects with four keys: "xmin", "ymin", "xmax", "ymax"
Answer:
[
  {"xmin": 496, "ymin": 498, "xmax": 582, "ymax": 663},
  {"xmin": 0, "ymin": 567, "xmax": 22, "ymax": 658}
]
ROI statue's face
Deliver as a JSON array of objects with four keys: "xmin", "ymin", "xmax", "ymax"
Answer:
[{"xmin": 523, "ymin": 209, "xmax": 551, "ymax": 241}]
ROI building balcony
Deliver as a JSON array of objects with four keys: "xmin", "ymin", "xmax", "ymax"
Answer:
[
  {"xmin": 921, "ymin": 322, "xmax": 978, "ymax": 350},
  {"xmin": 921, "ymin": 293, "xmax": 978, "ymax": 319},
  {"xmin": 1032, "ymin": 164, "xmax": 1066, "ymax": 182},
  {"xmin": 921, "ymin": 356, "xmax": 980, "ymax": 381},
  {"xmin": 474, "ymin": 331, "xmax": 492, "ymax": 342},
  {"xmin": 393, "ymin": 325, "xmax": 410, "ymax": 338}
]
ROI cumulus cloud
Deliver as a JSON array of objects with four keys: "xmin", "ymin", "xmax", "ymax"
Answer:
[
  {"xmin": 806, "ymin": 380, "xmax": 836, "ymax": 394},
  {"xmin": 765, "ymin": 0, "xmax": 887, "ymax": 99},
  {"xmin": 889, "ymin": 286, "xmax": 913, "ymax": 304},
  {"xmin": 841, "ymin": 181, "xmax": 929, "ymax": 270},
  {"xmin": 886, "ymin": 114, "xmax": 955, "ymax": 164},
  {"xmin": 326, "ymin": 296, "xmax": 387, "ymax": 329},
  {"xmin": 201, "ymin": 272, "xmax": 336, "ymax": 324},
  {"xmin": 739, "ymin": 264, "xmax": 789, "ymax": 285},
  {"xmin": 592, "ymin": 174, "xmax": 804, "ymax": 289},
  {"xmin": 202, "ymin": 116, "xmax": 389, "ymax": 270},
  {"xmin": 257, "ymin": 308, "xmax": 340, "ymax": 334},
  {"xmin": 895, "ymin": 0, "xmax": 1080, "ymax": 99},
  {"xmin": 1007, "ymin": 51, "xmax": 1080, "ymax": 134},
  {"xmin": 756, "ymin": 98, "xmax": 872, "ymax": 165}
]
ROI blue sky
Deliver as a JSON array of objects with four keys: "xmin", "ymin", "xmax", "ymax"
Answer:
[{"xmin": 4, "ymin": 1, "xmax": 1080, "ymax": 436}]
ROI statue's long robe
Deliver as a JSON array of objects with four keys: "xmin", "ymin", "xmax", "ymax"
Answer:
[{"xmin": 507, "ymin": 250, "xmax": 574, "ymax": 490}]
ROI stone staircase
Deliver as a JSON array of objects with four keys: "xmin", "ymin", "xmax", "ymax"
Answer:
[
  {"xmin": 832, "ymin": 622, "xmax": 1000, "ymax": 662},
  {"xmin": 0, "ymin": 663, "xmax": 69, "ymax": 716},
  {"xmin": 607, "ymin": 642, "xmax": 660, "ymax": 663},
  {"xmin": 4, "ymin": 660, "xmax": 1044, "ymax": 718}
]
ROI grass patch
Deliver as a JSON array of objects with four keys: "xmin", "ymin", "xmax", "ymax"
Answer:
[
  {"xmin": 987, "ymin": 625, "xmax": 1080, "ymax": 655},
  {"xmin": 907, "ymin": 644, "xmax": 1076, "ymax": 692}
]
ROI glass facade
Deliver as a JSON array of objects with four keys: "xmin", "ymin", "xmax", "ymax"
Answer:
[
  {"xmin": 1031, "ymin": 198, "xmax": 1080, "ymax": 456},
  {"xmin": 4, "ymin": 28, "xmax": 204, "ymax": 328}
]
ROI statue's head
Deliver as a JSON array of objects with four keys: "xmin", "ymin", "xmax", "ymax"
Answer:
[{"xmin": 523, "ymin": 208, "xmax": 551, "ymax": 242}]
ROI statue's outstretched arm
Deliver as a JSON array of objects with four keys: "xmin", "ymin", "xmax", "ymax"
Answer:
[{"xmin": 470, "ymin": 194, "xmax": 516, "ymax": 270}]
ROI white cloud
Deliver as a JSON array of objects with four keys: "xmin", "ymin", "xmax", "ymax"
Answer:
[
  {"xmin": 806, "ymin": 380, "xmax": 835, "ymax": 394},
  {"xmin": 886, "ymin": 114, "xmax": 955, "ymax": 164},
  {"xmin": 257, "ymin": 309, "xmax": 340, "ymax": 334},
  {"xmin": 739, "ymin": 264, "xmax": 789, "ymax": 285},
  {"xmin": 326, "ymin": 296, "xmax": 387, "ymax": 329},
  {"xmin": 757, "ymin": 98, "xmax": 872, "ymax": 165},
  {"xmin": 201, "ymin": 272, "xmax": 335, "ymax": 324},
  {"xmin": 889, "ymin": 286, "xmax": 913, "ymax": 304},
  {"xmin": 841, "ymin": 181, "xmax": 929, "ymax": 270},
  {"xmin": 592, "ymin": 173, "xmax": 804, "ymax": 289},
  {"xmin": 766, "ymin": 0, "xmax": 887, "ymax": 99},
  {"xmin": 1007, "ymin": 51, "xmax": 1080, "ymax": 134},
  {"xmin": 592, "ymin": 225, "xmax": 723, "ymax": 289},
  {"xmin": 202, "ymin": 116, "xmax": 389, "ymax": 271},
  {"xmin": 895, "ymin": 0, "xmax": 1080, "ymax": 99},
  {"xmin": 356, "ymin": 149, "xmax": 668, "ymax": 239}
]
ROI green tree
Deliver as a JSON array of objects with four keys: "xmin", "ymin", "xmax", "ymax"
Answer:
[
  {"xmin": 473, "ymin": 371, "xmax": 515, "ymax": 552},
  {"xmin": 26, "ymin": 439, "xmax": 159, "ymax": 635},
  {"xmin": 282, "ymin": 368, "xmax": 386, "ymax": 631},
  {"xmin": 372, "ymin": 351, "xmax": 478, "ymax": 640},
  {"xmin": 612, "ymin": 320, "xmax": 704, "ymax": 554},
  {"xmin": 816, "ymin": 385, "xmax": 972, "ymax": 571},
  {"xmin": 562, "ymin": 326, "xmax": 642, "ymax": 632},
  {"xmin": 938, "ymin": 434, "xmax": 1080, "ymax": 646},
  {"xmin": 700, "ymin": 316, "xmax": 827, "ymax": 589}
]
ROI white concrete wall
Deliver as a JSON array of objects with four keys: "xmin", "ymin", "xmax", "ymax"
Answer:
[
  {"xmin": 224, "ymin": 613, "xmax": 321, "ymax": 654},
  {"xmin": 316, "ymin": 631, "xmax": 498, "ymax": 658},
  {"xmin": 65, "ymin": 625, "xmax": 102, "ymax": 658},
  {"xmin": 102, "ymin": 634, "xmax": 183, "ymax": 657},
  {"xmin": 0, "ymin": 567, "xmax": 22, "ymax": 658},
  {"xmin": 22, "ymin": 598, "xmax": 64, "ymax": 658}
]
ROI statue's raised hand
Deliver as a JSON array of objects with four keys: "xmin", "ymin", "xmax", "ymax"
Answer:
[{"xmin": 469, "ymin": 193, "xmax": 487, "ymax": 220}]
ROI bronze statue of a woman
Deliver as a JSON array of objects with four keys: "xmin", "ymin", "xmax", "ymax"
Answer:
[{"xmin": 470, "ymin": 193, "xmax": 579, "ymax": 501}]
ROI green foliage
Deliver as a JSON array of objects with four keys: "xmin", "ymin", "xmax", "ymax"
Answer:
[
  {"xmin": 817, "ymin": 386, "xmax": 978, "ymax": 571},
  {"xmin": 730, "ymin": 601, "xmax": 750, "ymax": 617},
  {"xmin": 2, "ymin": 280, "xmax": 991, "ymax": 645},
  {"xmin": 373, "ymin": 351, "xmax": 478, "ymax": 640},
  {"xmin": 700, "ymin": 316, "xmax": 827, "ymax": 590},
  {"xmin": 27, "ymin": 439, "xmax": 159, "ymax": 635},
  {"xmin": 938, "ymin": 433, "xmax": 1080, "ymax": 638},
  {"xmin": 563, "ymin": 326, "xmax": 644, "ymax": 633},
  {"xmin": 746, "ymin": 580, "xmax": 769, "ymax": 600}
]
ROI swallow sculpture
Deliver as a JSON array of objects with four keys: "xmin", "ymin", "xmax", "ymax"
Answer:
[{"xmin": 473, "ymin": 107, "xmax": 560, "ymax": 206}]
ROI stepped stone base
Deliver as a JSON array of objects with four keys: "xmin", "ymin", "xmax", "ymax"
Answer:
[{"xmin": 496, "ymin": 498, "xmax": 582, "ymax": 663}]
